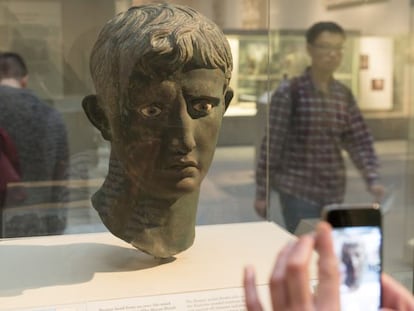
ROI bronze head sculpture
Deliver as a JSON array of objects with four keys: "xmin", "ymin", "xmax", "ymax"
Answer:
[{"xmin": 82, "ymin": 3, "xmax": 233, "ymax": 258}]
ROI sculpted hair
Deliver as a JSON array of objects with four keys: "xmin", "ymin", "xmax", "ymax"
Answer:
[
  {"xmin": 89, "ymin": 3, "xmax": 233, "ymax": 110},
  {"xmin": 306, "ymin": 21, "xmax": 345, "ymax": 44},
  {"xmin": 0, "ymin": 52, "xmax": 28, "ymax": 80},
  {"xmin": 341, "ymin": 241, "xmax": 365, "ymax": 264}
]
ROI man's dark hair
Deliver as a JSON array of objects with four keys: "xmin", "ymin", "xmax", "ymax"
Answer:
[
  {"xmin": 305, "ymin": 21, "xmax": 346, "ymax": 44},
  {"xmin": 0, "ymin": 52, "xmax": 28, "ymax": 80}
]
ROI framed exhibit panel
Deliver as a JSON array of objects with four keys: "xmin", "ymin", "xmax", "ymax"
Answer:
[
  {"xmin": 226, "ymin": 31, "xmax": 276, "ymax": 105},
  {"xmin": 225, "ymin": 29, "xmax": 359, "ymax": 109},
  {"xmin": 358, "ymin": 36, "xmax": 393, "ymax": 110},
  {"xmin": 275, "ymin": 30, "xmax": 360, "ymax": 95}
]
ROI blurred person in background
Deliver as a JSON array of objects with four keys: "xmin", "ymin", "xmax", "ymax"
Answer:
[
  {"xmin": 0, "ymin": 52, "xmax": 69, "ymax": 237},
  {"xmin": 254, "ymin": 22, "xmax": 385, "ymax": 233}
]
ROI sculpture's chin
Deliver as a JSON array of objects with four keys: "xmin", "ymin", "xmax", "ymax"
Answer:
[
  {"xmin": 134, "ymin": 168, "xmax": 203, "ymax": 199},
  {"xmin": 131, "ymin": 227, "xmax": 196, "ymax": 259},
  {"xmin": 91, "ymin": 174, "xmax": 200, "ymax": 258}
]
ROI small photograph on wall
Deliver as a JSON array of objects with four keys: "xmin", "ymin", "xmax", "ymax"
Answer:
[
  {"xmin": 371, "ymin": 79, "xmax": 384, "ymax": 91},
  {"xmin": 360, "ymin": 54, "xmax": 369, "ymax": 70}
]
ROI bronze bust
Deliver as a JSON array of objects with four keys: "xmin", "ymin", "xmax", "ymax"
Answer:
[{"xmin": 82, "ymin": 3, "xmax": 233, "ymax": 258}]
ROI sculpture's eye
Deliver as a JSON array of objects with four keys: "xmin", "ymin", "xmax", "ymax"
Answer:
[
  {"xmin": 193, "ymin": 100, "xmax": 213, "ymax": 113},
  {"xmin": 139, "ymin": 105, "xmax": 162, "ymax": 118},
  {"xmin": 191, "ymin": 98, "xmax": 218, "ymax": 116}
]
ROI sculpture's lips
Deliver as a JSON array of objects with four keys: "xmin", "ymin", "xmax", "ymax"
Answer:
[{"xmin": 166, "ymin": 159, "xmax": 199, "ymax": 170}]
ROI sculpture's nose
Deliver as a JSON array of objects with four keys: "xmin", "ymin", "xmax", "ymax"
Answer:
[{"xmin": 167, "ymin": 97, "xmax": 196, "ymax": 154}]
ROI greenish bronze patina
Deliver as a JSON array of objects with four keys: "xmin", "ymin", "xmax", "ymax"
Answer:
[{"xmin": 82, "ymin": 4, "xmax": 233, "ymax": 258}]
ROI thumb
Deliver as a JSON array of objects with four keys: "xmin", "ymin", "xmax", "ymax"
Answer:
[{"xmin": 314, "ymin": 222, "xmax": 341, "ymax": 310}]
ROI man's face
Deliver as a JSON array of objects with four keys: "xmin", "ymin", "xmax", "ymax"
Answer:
[
  {"xmin": 108, "ymin": 68, "xmax": 229, "ymax": 199},
  {"xmin": 307, "ymin": 31, "xmax": 345, "ymax": 75}
]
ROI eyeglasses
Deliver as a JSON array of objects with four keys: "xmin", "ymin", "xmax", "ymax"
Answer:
[{"xmin": 311, "ymin": 44, "xmax": 344, "ymax": 53}]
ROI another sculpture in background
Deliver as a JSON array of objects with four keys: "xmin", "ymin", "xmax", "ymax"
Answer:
[{"xmin": 82, "ymin": 3, "xmax": 233, "ymax": 258}]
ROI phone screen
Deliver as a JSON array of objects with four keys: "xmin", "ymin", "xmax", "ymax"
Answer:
[{"xmin": 332, "ymin": 226, "xmax": 382, "ymax": 311}]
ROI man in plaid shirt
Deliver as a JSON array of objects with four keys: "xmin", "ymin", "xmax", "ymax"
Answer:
[{"xmin": 255, "ymin": 22, "xmax": 385, "ymax": 233}]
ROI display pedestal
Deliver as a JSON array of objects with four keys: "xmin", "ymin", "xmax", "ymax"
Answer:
[{"xmin": 0, "ymin": 221, "xmax": 317, "ymax": 310}]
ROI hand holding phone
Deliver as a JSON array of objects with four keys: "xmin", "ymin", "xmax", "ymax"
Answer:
[
  {"xmin": 322, "ymin": 203, "xmax": 382, "ymax": 311},
  {"xmin": 243, "ymin": 214, "xmax": 414, "ymax": 311}
]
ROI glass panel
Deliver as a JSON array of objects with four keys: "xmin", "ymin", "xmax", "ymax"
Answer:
[
  {"xmin": 0, "ymin": 0, "xmax": 270, "ymax": 239},
  {"xmin": 0, "ymin": 0, "xmax": 412, "ymax": 292},
  {"xmin": 404, "ymin": 0, "xmax": 414, "ymax": 294}
]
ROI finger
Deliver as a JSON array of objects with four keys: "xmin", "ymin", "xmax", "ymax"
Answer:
[
  {"xmin": 285, "ymin": 235, "xmax": 315, "ymax": 310},
  {"xmin": 314, "ymin": 221, "xmax": 341, "ymax": 310},
  {"xmin": 269, "ymin": 241, "xmax": 296, "ymax": 310},
  {"xmin": 381, "ymin": 273, "xmax": 414, "ymax": 310},
  {"xmin": 243, "ymin": 266, "xmax": 264, "ymax": 311}
]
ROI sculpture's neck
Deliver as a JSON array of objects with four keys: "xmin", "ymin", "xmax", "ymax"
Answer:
[{"xmin": 92, "ymin": 157, "xmax": 199, "ymax": 258}]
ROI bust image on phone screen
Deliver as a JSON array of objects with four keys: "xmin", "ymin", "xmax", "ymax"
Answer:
[{"xmin": 332, "ymin": 227, "xmax": 382, "ymax": 311}]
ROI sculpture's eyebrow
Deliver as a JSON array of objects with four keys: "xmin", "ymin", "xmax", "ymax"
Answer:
[
  {"xmin": 182, "ymin": 83, "xmax": 223, "ymax": 97},
  {"xmin": 184, "ymin": 94, "xmax": 221, "ymax": 105}
]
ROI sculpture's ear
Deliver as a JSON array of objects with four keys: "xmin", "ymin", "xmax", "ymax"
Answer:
[
  {"xmin": 224, "ymin": 87, "xmax": 234, "ymax": 111},
  {"xmin": 82, "ymin": 94, "xmax": 112, "ymax": 141}
]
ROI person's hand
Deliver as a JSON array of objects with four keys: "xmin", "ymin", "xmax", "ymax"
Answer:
[
  {"xmin": 243, "ymin": 222, "xmax": 340, "ymax": 310},
  {"xmin": 254, "ymin": 199, "xmax": 267, "ymax": 218},
  {"xmin": 369, "ymin": 183, "xmax": 386, "ymax": 203},
  {"xmin": 381, "ymin": 273, "xmax": 414, "ymax": 310},
  {"xmin": 244, "ymin": 221, "xmax": 414, "ymax": 311}
]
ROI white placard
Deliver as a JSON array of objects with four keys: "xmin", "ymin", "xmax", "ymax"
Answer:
[
  {"xmin": 15, "ymin": 286, "xmax": 271, "ymax": 311},
  {"xmin": 16, "ymin": 281, "xmax": 321, "ymax": 311}
]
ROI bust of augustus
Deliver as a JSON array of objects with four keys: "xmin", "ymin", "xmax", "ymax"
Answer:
[{"xmin": 82, "ymin": 3, "xmax": 233, "ymax": 258}]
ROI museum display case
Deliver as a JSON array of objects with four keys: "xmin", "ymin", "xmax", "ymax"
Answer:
[
  {"xmin": 0, "ymin": 0, "xmax": 414, "ymax": 309},
  {"xmin": 226, "ymin": 29, "xmax": 359, "ymax": 108}
]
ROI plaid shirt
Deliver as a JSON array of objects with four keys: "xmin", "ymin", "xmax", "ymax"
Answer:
[{"xmin": 256, "ymin": 68, "xmax": 380, "ymax": 205}]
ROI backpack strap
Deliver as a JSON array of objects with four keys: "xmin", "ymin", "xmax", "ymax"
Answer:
[
  {"xmin": 289, "ymin": 77, "xmax": 299, "ymax": 121},
  {"xmin": 0, "ymin": 128, "xmax": 26, "ymax": 209},
  {"xmin": 0, "ymin": 128, "xmax": 21, "ymax": 176}
]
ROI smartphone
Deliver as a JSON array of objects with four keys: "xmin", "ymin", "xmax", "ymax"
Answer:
[{"xmin": 322, "ymin": 203, "xmax": 382, "ymax": 311}]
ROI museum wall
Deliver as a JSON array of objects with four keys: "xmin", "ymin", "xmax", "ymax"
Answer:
[
  {"xmin": 59, "ymin": 1, "xmax": 115, "ymax": 155},
  {"xmin": 61, "ymin": 0, "xmax": 114, "ymax": 96},
  {"xmin": 270, "ymin": 0, "xmax": 410, "ymax": 35}
]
